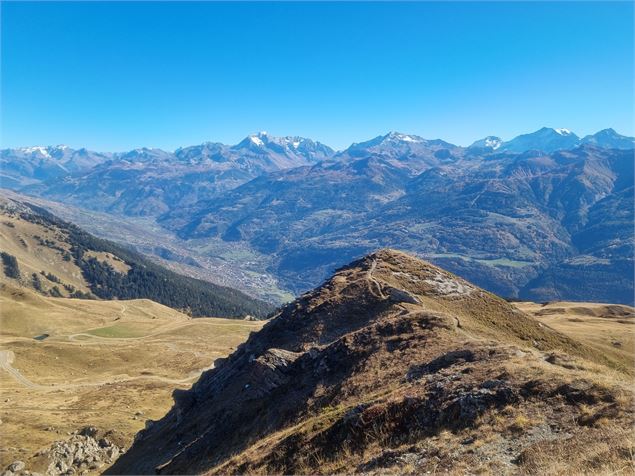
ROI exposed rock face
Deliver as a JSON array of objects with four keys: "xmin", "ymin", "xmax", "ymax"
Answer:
[
  {"xmin": 0, "ymin": 427, "xmax": 123, "ymax": 476},
  {"xmin": 109, "ymin": 250, "xmax": 634, "ymax": 475},
  {"xmin": 8, "ymin": 462, "xmax": 25, "ymax": 473}
]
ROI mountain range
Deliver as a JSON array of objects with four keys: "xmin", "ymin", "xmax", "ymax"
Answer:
[
  {"xmin": 1, "ymin": 127, "xmax": 633, "ymax": 304},
  {"xmin": 2, "ymin": 128, "xmax": 631, "ymax": 195},
  {"xmin": 469, "ymin": 127, "xmax": 635, "ymax": 153}
]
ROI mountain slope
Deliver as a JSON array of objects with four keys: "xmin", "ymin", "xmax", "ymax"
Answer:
[
  {"xmin": 0, "ymin": 193, "xmax": 273, "ymax": 318},
  {"xmin": 165, "ymin": 144, "xmax": 634, "ymax": 304},
  {"xmin": 109, "ymin": 250, "xmax": 634, "ymax": 475},
  {"xmin": 581, "ymin": 128, "xmax": 635, "ymax": 149}
]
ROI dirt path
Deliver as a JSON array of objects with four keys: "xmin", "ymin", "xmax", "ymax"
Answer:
[
  {"xmin": 0, "ymin": 350, "xmax": 48, "ymax": 389},
  {"xmin": 366, "ymin": 259, "xmax": 387, "ymax": 299},
  {"xmin": 67, "ymin": 319, "xmax": 259, "ymax": 343}
]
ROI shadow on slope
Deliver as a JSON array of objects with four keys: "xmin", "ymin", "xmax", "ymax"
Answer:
[{"xmin": 108, "ymin": 249, "xmax": 634, "ymax": 475}]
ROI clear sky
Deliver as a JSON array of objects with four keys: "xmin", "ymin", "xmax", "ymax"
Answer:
[{"xmin": 1, "ymin": 1, "xmax": 633, "ymax": 151}]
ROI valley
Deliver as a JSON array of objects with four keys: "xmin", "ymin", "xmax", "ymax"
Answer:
[
  {"xmin": 0, "ymin": 283, "xmax": 263, "ymax": 474},
  {"xmin": 0, "ymin": 190, "xmax": 292, "ymax": 304},
  {"xmin": 0, "ymin": 194, "xmax": 273, "ymax": 317}
]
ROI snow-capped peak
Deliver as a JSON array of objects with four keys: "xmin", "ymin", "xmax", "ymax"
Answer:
[
  {"xmin": 272, "ymin": 136, "xmax": 308, "ymax": 149},
  {"xmin": 249, "ymin": 135, "xmax": 265, "ymax": 147},
  {"xmin": 385, "ymin": 132, "xmax": 424, "ymax": 144},
  {"xmin": 19, "ymin": 146, "xmax": 51, "ymax": 157},
  {"xmin": 555, "ymin": 128, "xmax": 572, "ymax": 136},
  {"xmin": 469, "ymin": 136, "xmax": 502, "ymax": 150},
  {"xmin": 484, "ymin": 137, "xmax": 502, "ymax": 149},
  {"xmin": 246, "ymin": 133, "xmax": 313, "ymax": 150}
]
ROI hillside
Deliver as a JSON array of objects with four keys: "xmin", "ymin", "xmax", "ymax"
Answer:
[
  {"xmin": 109, "ymin": 250, "xmax": 634, "ymax": 475},
  {"xmin": 0, "ymin": 281, "xmax": 263, "ymax": 474},
  {"xmin": 514, "ymin": 301, "xmax": 635, "ymax": 372},
  {"xmin": 0, "ymin": 194, "xmax": 273, "ymax": 318}
]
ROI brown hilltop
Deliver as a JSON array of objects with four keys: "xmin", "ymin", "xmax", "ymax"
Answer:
[{"xmin": 108, "ymin": 249, "xmax": 634, "ymax": 475}]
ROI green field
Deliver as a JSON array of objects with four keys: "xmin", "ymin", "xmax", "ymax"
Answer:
[{"xmin": 85, "ymin": 324, "xmax": 149, "ymax": 338}]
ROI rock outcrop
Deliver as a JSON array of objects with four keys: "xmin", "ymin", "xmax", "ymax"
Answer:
[{"xmin": 14, "ymin": 427, "xmax": 126, "ymax": 476}]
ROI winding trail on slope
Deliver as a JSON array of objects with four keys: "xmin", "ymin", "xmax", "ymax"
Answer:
[
  {"xmin": 0, "ymin": 350, "xmax": 48, "ymax": 389},
  {"xmin": 364, "ymin": 259, "xmax": 467, "ymax": 333},
  {"xmin": 366, "ymin": 259, "xmax": 387, "ymax": 300}
]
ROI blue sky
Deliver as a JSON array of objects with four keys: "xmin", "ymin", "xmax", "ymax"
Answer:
[{"xmin": 1, "ymin": 1, "xmax": 633, "ymax": 151}]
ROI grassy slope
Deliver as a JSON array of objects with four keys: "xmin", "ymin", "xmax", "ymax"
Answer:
[
  {"xmin": 109, "ymin": 249, "xmax": 634, "ymax": 476},
  {"xmin": 0, "ymin": 282, "xmax": 263, "ymax": 473},
  {"xmin": 515, "ymin": 301, "xmax": 635, "ymax": 374}
]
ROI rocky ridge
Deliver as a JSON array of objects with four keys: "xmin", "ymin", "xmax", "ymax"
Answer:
[{"xmin": 108, "ymin": 250, "xmax": 634, "ymax": 475}]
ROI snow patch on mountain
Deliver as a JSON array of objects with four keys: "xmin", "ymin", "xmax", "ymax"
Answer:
[
  {"xmin": 250, "ymin": 135, "xmax": 264, "ymax": 147},
  {"xmin": 385, "ymin": 132, "xmax": 424, "ymax": 143},
  {"xmin": 19, "ymin": 146, "xmax": 52, "ymax": 157},
  {"xmin": 469, "ymin": 136, "xmax": 503, "ymax": 150}
]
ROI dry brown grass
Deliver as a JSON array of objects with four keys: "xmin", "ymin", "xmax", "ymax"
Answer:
[
  {"xmin": 516, "ymin": 427, "xmax": 635, "ymax": 475},
  {"xmin": 515, "ymin": 301, "xmax": 635, "ymax": 375},
  {"xmin": 0, "ymin": 284, "xmax": 262, "ymax": 474},
  {"xmin": 104, "ymin": 249, "xmax": 635, "ymax": 476},
  {"xmin": 0, "ymin": 210, "xmax": 92, "ymax": 296}
]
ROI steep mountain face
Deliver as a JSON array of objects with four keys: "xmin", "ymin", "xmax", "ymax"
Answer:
[
  {"xmin": 522, "ymin": 185, "xmax": 635, "ymax": 304},
  {"xmin": 0, "ymin": 193, "xmax": 273, "ymax": 318},
  {"xmin": 165, "ymin": 144, "xmax": 634, "ymax": 304},
  {"xmin": 109, "ymin": 250, "xmax": 634, "ymax": 475}
]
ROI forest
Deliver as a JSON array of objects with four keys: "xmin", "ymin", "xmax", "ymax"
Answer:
[{"xmin": 20, "ymin": 203, "xmax": 275, "ymax": 318}]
